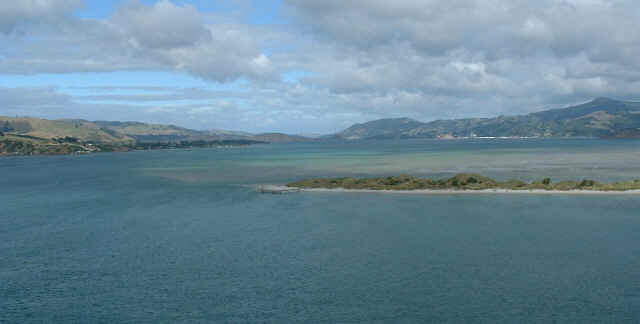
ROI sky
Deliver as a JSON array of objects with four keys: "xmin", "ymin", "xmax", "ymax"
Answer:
[{"xmin": 1, "ymin": 0, "xmax": 639, "ymax": 134}]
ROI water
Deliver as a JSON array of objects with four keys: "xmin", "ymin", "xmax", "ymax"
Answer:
[{"xmin": 2, "ymin": 139, "xmax": 640, "ymax": 323}]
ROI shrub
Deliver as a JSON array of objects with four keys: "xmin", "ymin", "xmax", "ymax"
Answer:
[
  {"xmin": 579, "ymin": 179, "xmax": 596, "ymax": 187},
  {"xmin": 502, "ymin": 179, "xmax": 526, "ymax": 188}
]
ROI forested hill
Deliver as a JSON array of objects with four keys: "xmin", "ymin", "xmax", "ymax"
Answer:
[{"xmin": 330, "ymin": 98, "xmax": 640, "ymax": 140}]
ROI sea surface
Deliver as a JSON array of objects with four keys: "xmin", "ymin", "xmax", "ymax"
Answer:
[{"xmin": 2, "ymin": 138, "xmax": 640, "ymax": 323}]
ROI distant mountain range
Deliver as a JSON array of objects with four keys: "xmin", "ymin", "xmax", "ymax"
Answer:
[
  {"xmin": 329, "ymin": 98, "xmax": 640, "ymax": 140},
  {"xmin": 0, "ymin": 117, "xmax": 312, "ymax": 144},
  {"xmin": 3, "ymin": 97, "xmax": 640, "ymax": 156},
  {"xmin": 0, "ymin": 117, "xmax": 314, "ymax": 155}
]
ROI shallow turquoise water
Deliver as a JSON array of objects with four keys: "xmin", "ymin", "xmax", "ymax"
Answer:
[{"xmin": 2, "ymin": 139, "xmax": 640, "ymax": 323}]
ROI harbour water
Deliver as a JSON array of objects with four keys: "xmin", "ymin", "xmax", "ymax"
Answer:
[{"xmin": 2, "ymin": 139, "xmax": 640, "ymax": 323}]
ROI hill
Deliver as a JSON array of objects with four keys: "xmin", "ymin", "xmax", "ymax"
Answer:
[
  {"xmin": 92, "ymin": 121, "xmax": 312, "ymax": 143},
  {"xmin": 93, "ymin": 120, "xmax": 215, "ymax": 143},
  {"xmin": 1, "ymin": 117, "xmax": 313, "ymax": 144},
  {"xmin": 330, "ymin": 98, "xmax": 640, "ymax": 140},
  {"xmin": 332, "ymin": 117, "xmax": 425, "ymax": 140},
  {"xmin": 0, "ymin": 133, "xmax": 103, "ymax": 156},
  {"xmin": 1, "ymin": 117, "xmax": 133, "ymax": 143},
  {"xmin": 0, "ymin": 116, "xmax": 313, "ymax": 156}
]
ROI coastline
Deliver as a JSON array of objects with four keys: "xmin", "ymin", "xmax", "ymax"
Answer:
[
  {"xmin": 262, "ymin": 185, "xmax": 640, "ymax": 195},
  {"xmin": 284, "ymin": 174, "xmax": 640, "ymax": 195},
  {"xmin": 0, "ymin": 139, "xmax": 265, "ymax": 157},
  {"xmin": 301, "ymin": 188, "xmax": 640, "ymax": 195}
]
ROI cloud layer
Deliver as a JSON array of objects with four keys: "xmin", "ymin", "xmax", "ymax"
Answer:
[
  {"xmin": 0, "ymin": 0, "xmax": 82, "ymax": 33},
  {"xmin": 1, "ymin": 0, "xmax": 640, "ymax": 133},
  {"xmin": 0, "ymin": 0, "xmax": 276, "ymax": 81}
]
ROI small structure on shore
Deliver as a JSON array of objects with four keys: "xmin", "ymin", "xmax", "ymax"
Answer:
[{"xmin": 257, "ymin": 185, "xmax": 301, "ymax": 194}]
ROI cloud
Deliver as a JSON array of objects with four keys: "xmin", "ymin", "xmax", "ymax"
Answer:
[
  {"xmin": 0, "ymin": 0, "xmax": 277, "ymax": 82},
  {"xmin": 0, "ymin": 87, "xmax": 71, "ymax": 109},
  {"xmin": 112, "ymin": 0, "xmax": 211, "ymax": 49},
  {"xmin": 281, "ymin": 0, "xmax": 640, "ymax": 116},
  {"xmin": 2, "ymin": 0, "xmax": 640, "ymax": 133},
  {"xmin": 0, "ymin": 0, "xmax": 82, "ymax": 33},
  {"xmin": 285, "ymin": 0, "xmax": 639, "ymax": 59}
]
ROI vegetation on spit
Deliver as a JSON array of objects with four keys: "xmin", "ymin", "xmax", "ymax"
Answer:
[{"xmin": 287, "ymin": 173, "xmax": 640, "ymax": 192}]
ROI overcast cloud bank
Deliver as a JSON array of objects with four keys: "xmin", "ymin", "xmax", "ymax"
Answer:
[{"xmin": 0, "ymin": 0, "xmax": 639, "ymax": 133}]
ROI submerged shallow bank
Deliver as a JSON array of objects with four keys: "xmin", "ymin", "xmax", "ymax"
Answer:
[{"xmin": 284, "ymin": 173, "xmax": 640, "ymax": 194}]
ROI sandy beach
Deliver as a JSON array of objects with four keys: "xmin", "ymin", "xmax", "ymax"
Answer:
[{"xmin": 263, "ymin": 185, "xmax": 640, "ymax": 195}]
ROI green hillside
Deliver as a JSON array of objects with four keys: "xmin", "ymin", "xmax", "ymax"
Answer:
[
  {"xmin": 92, "ymin": 121, "xmax": 215, "ymax": 143},
  {"xmin": 0, "ymin": 133, "xmax": 102, "ymax": 156},
  {"xmin": 93, "ymin": 121, "xmax": 312, "ymax": 143},
  {"xmin": 331, "ymin": 98, "xmax": 640, "ymax": 140},
  {"xmin": 1, "ymin": 117, "xmax": 133, "ymax": 143},
  {"xmin": 0, "ymin": 116, "xmax": 306, "ymax": 156}
]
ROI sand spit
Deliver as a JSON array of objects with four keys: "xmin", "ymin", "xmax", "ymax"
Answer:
[
  {"xmin": 257, "ymin": 184, "xmax": 640, "ymax": 195},
  {"xmin": 294, "ymin": 187, "xmax": 640, "ymax": 195}
]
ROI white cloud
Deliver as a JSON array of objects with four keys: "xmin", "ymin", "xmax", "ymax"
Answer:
[
  {"xmin": 112, "ymin": 0, "xmax": 211, "ymax": 49},
  {"xmin": 0, "ymin": 0, "xmax": 82, "ymax": 33},
  {"xmin": 1, "ymin": 0, "xmax": 640, "ymax": 133},
  {"xmin": 0, "ymin": 0, "xmax": 278, "ymax": 82}
]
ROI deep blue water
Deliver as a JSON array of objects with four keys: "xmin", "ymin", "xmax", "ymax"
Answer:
[{"xmin": 2, "ymin": 139, "xmax": 640, "ymax": 323}]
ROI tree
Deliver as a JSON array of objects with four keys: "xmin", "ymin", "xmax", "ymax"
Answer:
[{"xmin": 580, "ymin": 179, "xmax": 596, "ymax": 187}]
